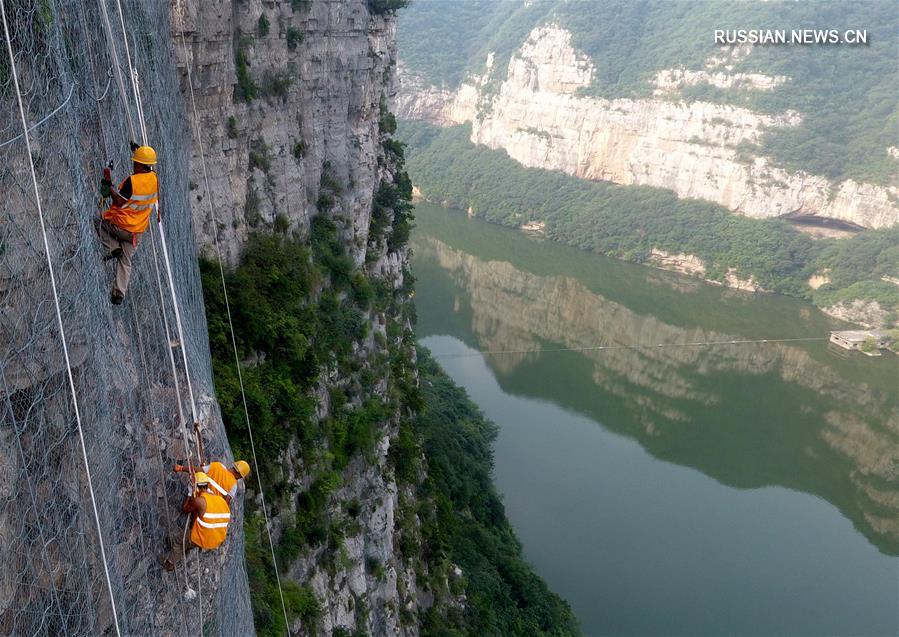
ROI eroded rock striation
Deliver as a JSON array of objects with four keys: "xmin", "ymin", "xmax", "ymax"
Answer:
[
  {"xmin": 174, "ymin": 1, "xmax": 428, "ymax": 634},
  {"xmin": 398, "ymin": 24, "xmax": 899, "ymax": 230}
]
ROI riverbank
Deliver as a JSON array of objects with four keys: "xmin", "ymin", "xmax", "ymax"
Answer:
[{"xmin": 400, "ymin": 121, "xmax": 899, "ymax": 329}]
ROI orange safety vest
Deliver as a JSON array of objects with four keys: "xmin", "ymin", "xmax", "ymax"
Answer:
[
  {"xmin": 190, "ymin": 492, "xmax": 230, "ymax": 550},
  {"xmin": 103, "ymin": 171, "xmax": 158, "ymax": 234},
  {"xmin": 205, "ymin": 461, "xmax": 238, "ymax": 500}
]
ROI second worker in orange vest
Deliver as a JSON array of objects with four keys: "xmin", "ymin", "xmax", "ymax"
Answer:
[
  {"xmin": 96, "ymin": 143, "xmax": 158, "ymax": 305},
  {"xmin": 161, "ymin": 472, "xmax": 231, "ymax": 572},
  {"xmin": 173, "ymin": 459, "xmax": 250, "ymax": 505}
]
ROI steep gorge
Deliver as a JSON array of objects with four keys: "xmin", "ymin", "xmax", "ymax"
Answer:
[
  {"xmin": 175, "ymin": 1, "xmax": 425, "ymax": 634},
  {"xmin": 0, "ymin": 0, "xmax": 503, "ymax": 635}
]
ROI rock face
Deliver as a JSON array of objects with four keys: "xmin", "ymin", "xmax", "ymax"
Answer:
[
  {"xmin": 1, "ymin": 0, "xmax": 419, "ymax": 634},
  {"xmin": 397, "ymin": 24, "xmax": 899, "ymax": 230},
  {"xmin": 174, "ymin": 1, "xmax": 425, "ymax": 634},
  {"xmin": 0, "ymin": 0, "xmax": 253, "ymax": 634},
  {"xmin": 175, "ymin": 0, "xmax": 396, "ymax": 264}
]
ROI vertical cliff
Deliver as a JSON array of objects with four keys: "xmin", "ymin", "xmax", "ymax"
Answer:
[
  {"xmin": 175, "ymin": 0, "xmax": 395, "ymax": 263},
  {"xmin": 1, "ymin": 0, "xmax": 252, "ymax": 634},
  {"xmin": 174, "ymin": 1, "xmax": 430, "ymax": 635},
  {"xmin": 2, "ymin": 0, "xmax": 422, "ymax": 633},
  {"xmin": 397, "ymin": 24, "xmax": 899, "ymax": 230}
]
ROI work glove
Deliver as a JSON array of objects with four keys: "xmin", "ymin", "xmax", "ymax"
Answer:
[
  {"xmin": 100, "ymin": 162, "xmax": 113, "ymax": 198},
  {"xmin": 130, "ymin": 140, "xmax": 140, "ymax": 152}
]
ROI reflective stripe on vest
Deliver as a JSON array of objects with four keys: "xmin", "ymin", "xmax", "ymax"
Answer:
[
  {"xmin": 102, "ymin": 171, "xmax": 158, "ymax": 234},
  {"xmin": 206, "ymin": 477, "xmax": 229, "ymax": 499},
  {"xmin": 205, "ymin": 461, "xmax": 238, "ymax": 499},
  {"xmin": 190, "ymin": 492, "xmax": 230, "ymax": 549}
]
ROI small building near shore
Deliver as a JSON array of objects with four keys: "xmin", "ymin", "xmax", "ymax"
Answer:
[{"xmin": 829, "ymin": 330, "xmax": 892, "ymax": 356}]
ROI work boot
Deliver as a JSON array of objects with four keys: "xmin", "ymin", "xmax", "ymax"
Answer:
[
  {"xmin": 110, "ymin": 289, "xmax": 124, "ymax": 305},
  {"xmin": 103, "ymin": 248, "xmax": 124, "ymax": 262}
]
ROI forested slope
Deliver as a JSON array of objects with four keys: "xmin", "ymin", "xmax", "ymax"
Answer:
[{"xmin": 401, "ymin": 121, "xmax": 899, "ymax": 326}]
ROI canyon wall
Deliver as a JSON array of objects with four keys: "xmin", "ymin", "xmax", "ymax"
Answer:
[
  {"xmin": 0, "ymin": 0, "xmax": 253, "ymax": 633},
  {"xmin": 175, "ymin": 1, "xmax": 428, "ymax": 634},
  {"xmin": 0, "ymin": 0, "xmax": 425, "ymax": 634},
  {"xmin": 397, "ymin": 25, "xmax": 899, "ymax": 230}
]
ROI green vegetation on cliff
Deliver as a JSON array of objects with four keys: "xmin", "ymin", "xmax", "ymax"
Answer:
[
  {"xmin": 395, "ymin": 351, "xmax": 580, "ymax": 637},
  {"xmin": 200, "ymin": 229, "xmax": 372, "ymax": 634},
  {"xmin": 200, "ymin": 114, "xmax": 577, "ymax": 632},
  {"xmin": 400, "ymin": 121, "xmax": 899, "ymax": 320},
  {"xmin": 200, "ymin": 231, "xmax": 580, "ymax": 634},
  {"xmin": 398, "ymin": 1, "xmax": 898, "ymax": 185}
]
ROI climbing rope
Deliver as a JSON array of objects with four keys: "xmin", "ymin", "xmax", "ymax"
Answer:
[
  {"xmin": 0, "ymin": 83, "xmax": 74, "ymax": 149},
  {"xmin": 432, "ymin": 336, "xmax": 831, "ymax": 358},
  {"xmin": 94, "ymin": 0, "xmax": 201, "ymax": 464},
  {"xmin": 174, "ymin": 6, "xmax": 291, "ymax": 630},
  {"xmin": 1, "ymin": 2, "xmax": 121, "ymax": 635},
  {"xmin": 93, "ymin": 0, "xmax": 207, "ymax": 628},
  {"xmin": 96, "ymin": 0, "xmax": 134, "ymax": 141},
  {"xmin": 107, "ymin": 7, "xmax": 210, "ymax": 630}
]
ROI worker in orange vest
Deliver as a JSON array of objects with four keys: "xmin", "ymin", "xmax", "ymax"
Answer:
[
  {"xmin": 161, "ymin": 472, "xmax": 231, "ymax": 572},
  {"xmin": 173, "ymin": 459, "xmax": 250, "ymax": 505},
  {"xmin": 96, "ymin": 142, "xmax": 158, "ymax": 305}
]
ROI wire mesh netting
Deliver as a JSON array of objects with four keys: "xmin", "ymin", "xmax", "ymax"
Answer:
[{"xmin": 0, "ymin": 0, "xmax": 253, "ymax": 634}]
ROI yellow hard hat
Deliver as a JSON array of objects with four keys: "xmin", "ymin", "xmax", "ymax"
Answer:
[
  {"xmin": 194, "ymin": 472, "xmax": 210, "ymax": 485},
  {"xmin": 131, "ymin": 145, "xmax": 157, "ymax": 165},
  {"xmin": 233, "ymin": 460, "xmax": 250, "ymax": 478}
]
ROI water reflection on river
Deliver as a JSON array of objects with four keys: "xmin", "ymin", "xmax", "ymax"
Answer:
[{"xmin": 411, "ymin": 203, "xmax": 899, "ymax": 637}]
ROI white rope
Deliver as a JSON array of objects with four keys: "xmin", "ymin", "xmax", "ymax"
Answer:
[
  {"xmin": 148, "ymin": 228, "xmax": 191, "ymax": 454},
  {"xmin": 96, "ymin": 0, "xmax": 135, "ymax": 141},
  {"xmin": 154, "ymin": 220, "xmax": 201, "ymax": 432},
  {"xmin": 0, "ymin": 83, "xmax": 74, "ymax": 149},
  {"xmin": 94, "ymin": 0, "xmax": 204, "ymax": 626},
  {"xmin": 95, "ymin": 70, "xmax": 114, "ymax": 102},
  {"xmin": 432, "ymin": 336, "xmax": 831, "ymax": 358},
  {"xmin": 107, "ymin": 0, "xmax": 201, "ymax": 456},
  {"xmin": 95, "ymin": 0, "xmax": 200, "ymax": 504},
  {"xmin": 174, "ymin": 9, "xmax": 291, "ymax": 631},
  {"xmin": 0, "ymin": 3, "xmax": 122, "ymax": 635}
]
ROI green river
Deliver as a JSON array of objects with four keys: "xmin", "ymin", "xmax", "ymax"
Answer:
[{"xmin": 411, "ymin": 203, "xmax": 899, "ymax": 636}]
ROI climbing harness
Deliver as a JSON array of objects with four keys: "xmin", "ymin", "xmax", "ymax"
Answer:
[{"xmin": 1, "ymin": 2, "xmax": 122, "ymax": 635}]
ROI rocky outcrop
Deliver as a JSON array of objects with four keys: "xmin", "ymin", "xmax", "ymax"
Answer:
[
  {"xmin": 174, "ymin": 2, "xmax": 425, "ymax": 634},
  {"xmin": 175, "ymin": 0, "xmax": 396, "ymax": 264},
  {"xmin": 398, "ymin": 25, "xmax": 899, "ymax": 230},
  {"xmin": 821, "ymin": 299, "xmax": 889, "ymax": 329}
]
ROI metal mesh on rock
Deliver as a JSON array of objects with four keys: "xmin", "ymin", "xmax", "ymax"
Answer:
[{"xmin": 0, "ymin": 0, "xmax": 253, "ymax": 633}]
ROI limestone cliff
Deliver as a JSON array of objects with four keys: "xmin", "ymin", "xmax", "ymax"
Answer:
[
  {"xmin": 175, "ymin": 0, "xmax": 395, "ymax": 263},
  {"xmin": 1, "ymin": 0, "xmax": 425, "ymax": 634},
  {"xmin": 398, "ymin": 25, "xmax": 899, "ymax": 230},
  {"xmin": 174, "ymin": 1, "xmax": 427, "ymax": 634},
  {"xmin": 0, "ymin": 0, "xmax": 253, "ymax": 633}
]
